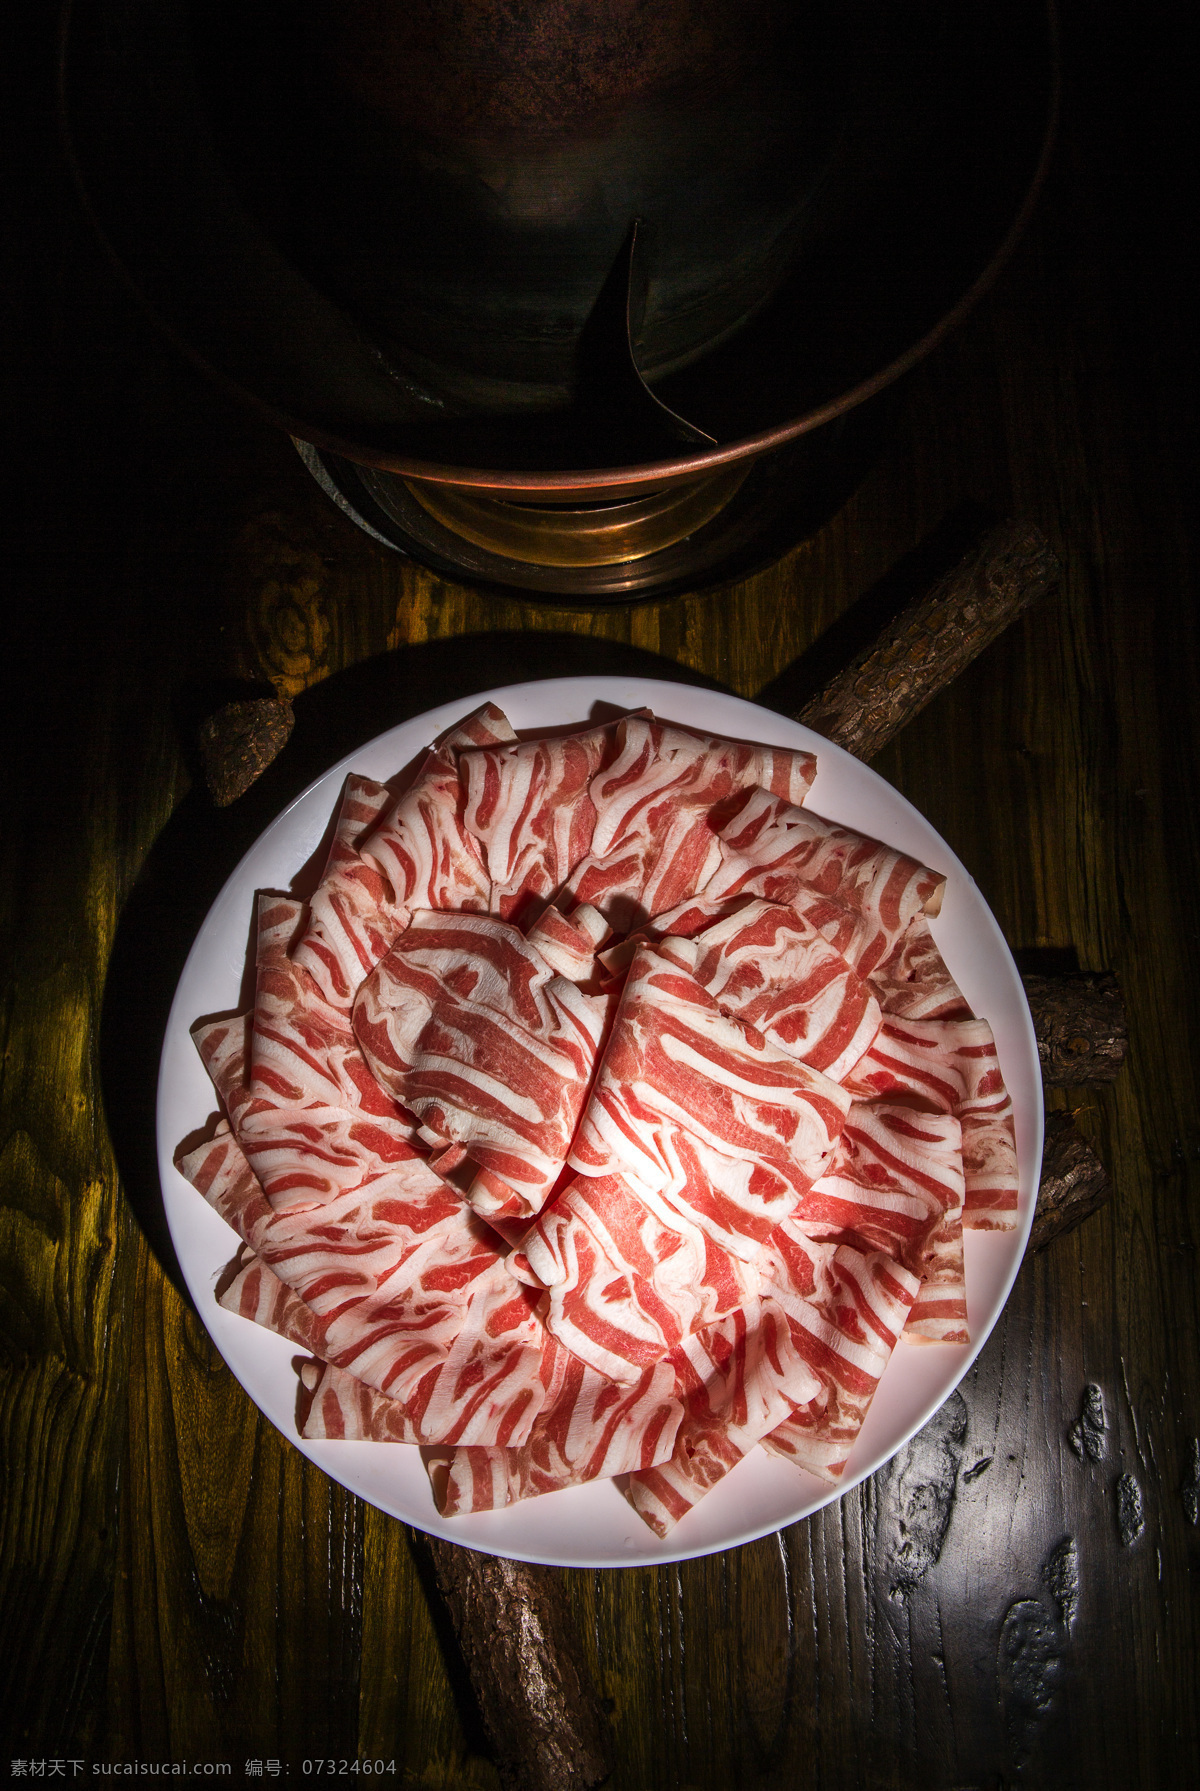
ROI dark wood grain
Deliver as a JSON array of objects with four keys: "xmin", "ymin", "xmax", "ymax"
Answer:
[
  {"xmin": 3, "ymin": 0, "xmax": 1199, "ymax": 1785},
  {"xmin": 104, "ymin": 1250, "xmax": 364, "ymax": 1761}
]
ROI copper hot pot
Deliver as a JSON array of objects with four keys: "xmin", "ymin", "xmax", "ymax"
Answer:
[{"xmin": 61, "ymin": 0, "xmax": 1057, "ymax": 597}]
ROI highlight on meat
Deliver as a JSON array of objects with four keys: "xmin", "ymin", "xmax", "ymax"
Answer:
[{"xmin": 177, "ymin": 704, "xmax": 1019, "ymax": 1538}]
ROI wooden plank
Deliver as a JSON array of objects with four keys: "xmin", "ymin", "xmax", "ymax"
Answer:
[
  {"xmin": 104, "ymin": 1242, "xmax": 364, "ymax": 1761},
  {"xmin": 0, "ymin": 670, "xmax": 176, "ymax": 1756},
  {"xmin": 2, "ymin": 0, "xmax": 1198, "ymax": 1783},
  {"xmin": 357, "ymin": 1512, "xmax": 499, "ymax": 1787}
]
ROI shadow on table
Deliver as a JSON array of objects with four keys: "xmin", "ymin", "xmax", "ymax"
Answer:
[{"xmin": 99, "ymin": 630, "xmax": 728, "ymax": 1302}]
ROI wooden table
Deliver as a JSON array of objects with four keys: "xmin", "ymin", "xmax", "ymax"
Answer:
[{"xmin": 3, "ymin": 3, "xmax": 1198, "ymax": 1784}]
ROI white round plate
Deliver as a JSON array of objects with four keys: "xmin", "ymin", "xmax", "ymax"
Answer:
[{"xmin": 157, "ymin": 676, "xmax": 1042, "ymax": 1567}]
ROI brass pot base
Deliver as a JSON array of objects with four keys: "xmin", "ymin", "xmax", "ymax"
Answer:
[
  {"xmin": 401, "ymin": 464, "xmax": 751, "ymax": 567},
  {"xmin": 296, "ymin": 405, "xmax": 895, "ymax": 603}
]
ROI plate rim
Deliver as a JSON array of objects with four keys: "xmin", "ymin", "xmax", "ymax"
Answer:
[{"xmin": 155, "ymin": 675, "xmax": 1042, "ymax": 1567}]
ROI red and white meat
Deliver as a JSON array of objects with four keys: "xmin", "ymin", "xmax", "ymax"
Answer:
[
  {"xmin": 759, "ymin": 1237, "xmax": 921, "ymax": 1483},
  {"xmin": 293, "ymin": 702, "xmax": 515, "ymax": 1009},
  {"xmin": 672, "ymin": 897, "xmax": 883, "ymax": 1080},
  {"xmin": 567, "ymin": 943, "xmax": 851, "ymax": 1252},
  {"xmin": 842, "ymin": 1016, "xmax": 1019, "ymax": 1231},
  {"xmin": 561, "ymin": 716, "xmax": 817, "ymax": 931},
  {"xmin": 353, "ymin": 910, "xmax": 612, "ymax": 1223},
  {"xmin": 180, "ymin": 700, "xmax": 1021, "ymax": 1537},
  {"xmin": 516, "ymin": 1170, "xmax": 761, "ymax": 1383},
  {"xmin": 701, "ymin": 789, "xmax": 946, "ymax": 976}
]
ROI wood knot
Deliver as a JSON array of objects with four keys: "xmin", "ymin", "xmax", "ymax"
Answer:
[
  {"xmin": 1116, "ymin": 1473, "xmax": 1145, "ymax": 1546},
  {"xmin": 1067, "ymin": 1384, "xmax": 1107, "ymax": 1461},
  {"xmin": 880, "ymin": 1392, "xmax": 966, "ymax": 1594},
  {"xmin": 231, "ymin": 511, "xmax": 332, "ymax": 699}
]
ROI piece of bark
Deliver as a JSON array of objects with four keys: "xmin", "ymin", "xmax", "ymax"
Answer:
[
  {"xmin": 1023, "ymin": 969, "xmax": 1128, "ymax": 1085},
  {"xmin": 419, "ymin": 1537, "xmax": 612, "ymax": 1791},
  {"xmin": 196, "ymin": 696, "xmax": 294, "ymax": 804},
  {"xmin": 796, "ymin": 520, "xmax": 1061, "ymax": 759},
  {"xmin": 1029, "ymin": 1110, "xmax": 1110, "ymax": 1252}
]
